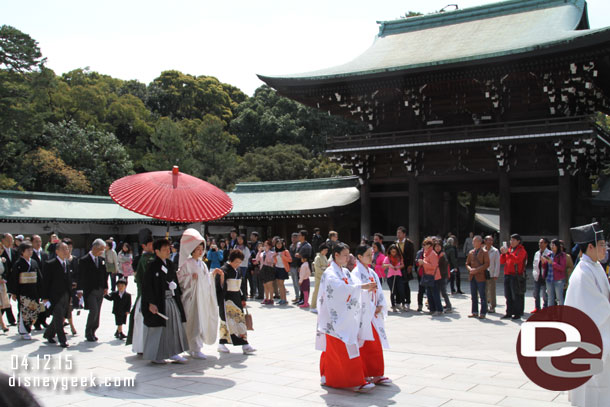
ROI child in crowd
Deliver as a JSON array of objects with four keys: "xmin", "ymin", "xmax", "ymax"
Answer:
[
  {"xmin": 298, "ymin": 260, "xmax": 311, "ymax": 308},
  {"xmin": 104, "ymin": 278, "xmax": 132, "ymax": 339}
]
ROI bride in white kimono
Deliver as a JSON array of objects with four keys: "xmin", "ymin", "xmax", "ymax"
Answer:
[
  {"xmin": 177, "ymin": 228, "xmax": 222, "ymax": 360},
  {"xmin": 565, "ymin": 223, "xmax": 610, "ymax": 407}
]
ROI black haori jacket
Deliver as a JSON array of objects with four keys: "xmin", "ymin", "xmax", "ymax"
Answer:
[{"xmin": 141, "ymin": 256, "xmax": 186, "ymax": 327}]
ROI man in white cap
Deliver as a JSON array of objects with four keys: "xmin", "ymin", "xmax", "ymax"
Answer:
[{"xmin": 565, "ymin": 222, "xmax": 610, "ymax": 406}]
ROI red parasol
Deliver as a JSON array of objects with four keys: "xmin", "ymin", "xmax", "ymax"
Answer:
[{"xmin": 109, "ymin": 166, "xmax": 233, "ymax": 224}]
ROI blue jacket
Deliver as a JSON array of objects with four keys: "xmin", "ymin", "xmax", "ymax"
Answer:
[{"xmin": 207, "ymin": 249, "xmax": 224, "ymax": 269}]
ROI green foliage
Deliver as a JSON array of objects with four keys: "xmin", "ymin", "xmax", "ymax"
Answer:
[
  {"xmin": 0, "ymin": 25, "xmax": 45, "ymax": 72},
  {"xmin": 43, "ymin": 121, "xmax": 134, "ymax": 194},
  {"xmin": 0, "ymin": 26, "xmax": 359, "ymax": 194},
  {"xmin": 22, "ymin": 148, "xmax": 92, "ymax": 194},
  {"xmin": 230, "ymin": 85, "xmax": 366, "ymax": 155},
  {"xmin": 237, "ymin": 144, "xmax": 348, "ymax": 183},
  {"xmin": 147, "ymin": 71, "xmax": 237, "ymax": 122}
]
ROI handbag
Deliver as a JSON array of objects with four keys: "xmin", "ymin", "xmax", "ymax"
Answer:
[
  {"xmin": 244, "ymin": 306, "xmax": 253, "ymax": 331},
  {"xmin": 421, "ymin": 273, "xmax": 435, "ymax": 288},
  {"xmin": 484, "ymin": 269, "xmax": 491, "ymax": 280}
]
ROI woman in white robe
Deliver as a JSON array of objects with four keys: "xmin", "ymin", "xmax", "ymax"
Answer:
[
  {"xmin": 565, "ymin": 223, "xmax": 610, "ymax": 407},
  {"xmin": 177, "ymin": 228, "xmax": 221, "ymax": 360},
  {"xmin": 352, "ymin": 245, "xmax": 391, "ymax": 385},
  {"xmin": 316, "ymin": 243, "xmax": 377, "ymax": 392}
]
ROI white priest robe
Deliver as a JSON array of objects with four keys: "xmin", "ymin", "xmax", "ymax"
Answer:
[
  {"xmin": 315, "ymin": 261, "xmax": 364, "ymax": 359},
  {"xmin": 177, "ymin": 258, "xmax": 219, "ymax": 352},
  {"xmin": 352, "ymin": 261, "xmax": 389, "ymax": 349},
  {"xmin": 564, "ymin": 254, "xmax": 610, "ymax": 407}
]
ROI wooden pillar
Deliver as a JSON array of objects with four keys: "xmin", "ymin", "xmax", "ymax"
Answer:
[
  {"xmin": 558, "ymin": 175, "xmax": 572, "ymax": 248},
  {"xmin": 360, "ymin": 178, "xmax": 371, "ymax": 241},
  {"xmin": 409, "ymin": 175, "xmax": 420, "ymax": 250},
  {"xmin": 442, "ymin": 191, "xmax": 451, "ymax": 235},
  {"xmin": 499, "ymin": 171, "xmax": 511, "ymax": 246}
]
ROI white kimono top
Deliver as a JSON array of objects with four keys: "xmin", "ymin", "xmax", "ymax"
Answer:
[
  {"xmin": 177, "ymin": 257, "xmax": 219, "ymax": 349},
  {"xmin": 351, "ymin": 261, "xmax": 389, "ymax": 349},
  {"xmin": 315, "ymin": 261, "xmax": 364, "ymax": 359},
  {"xmin": 564, "ymin": 254, "xmax": 610, "ymax": 407}
]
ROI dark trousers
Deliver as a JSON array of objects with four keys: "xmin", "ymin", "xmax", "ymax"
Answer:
[
  {"xmin": 246, "ymin": 268, "xmax": 256, "ymax": 297},
  {"xmin": 426, "ymin": 280, "xmax": 443, "ymax": 313},
  {"xmin": 470, "ymin": 279, "xmax": 488, "ymax": 315},
  {"xmin": 239, "ymin": 267, "xmax": 249, "ymax": 296},
  {"xmin": 387, "ymin": 275, "xmax": 404, "ymax": 307},
  {"xmin": 504, "ymin": 274, "xmax": 524, "ymax": 317},
  {"xmin": 450, "ymin": 268, "xmax": 462, "ymax": 292},
  {"xmin": 533, "ymin": 278, "xmax": 547, "ymax": 310},
  {"xmin": 403, "ymin": 276, "xmax": 411, "ymax": 305},
  {"xmin": 440, "ymin": 278, "xmax": 452, "ymax": 308},
  {"xmin": 44, "ymin": 293, "xmax": 69, "ymax": 344},
  {"xmin": 256, "ymin": 270, "xmax": 264, "ymax": 298},
  {"xmin": 416, "ymin": 274, "xmax": 426, "ymax": 307},
  {"xmin": 85, "ymin": 289, "xmax": 104, "ymax": 338}
]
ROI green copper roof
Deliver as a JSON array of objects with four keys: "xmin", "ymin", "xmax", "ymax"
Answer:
[
  {"xmin": 0, "ymin": 190, "xmax": 155, "ymax": 223},
  {"xmin": 258, "ymin": 0, "xmax": 609, "ymax": 84},
  {"xmin": 232, "ymin": 176, "xmax": 360, "ymax": 193},
  {"xmin": 0, "ymin": 176, "xmax": 361, "ymax": 222}
]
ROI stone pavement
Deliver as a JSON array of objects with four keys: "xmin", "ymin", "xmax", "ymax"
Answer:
[{"xmin": 0, "ymin": 279, "xmax": 570, "ymax": 407}]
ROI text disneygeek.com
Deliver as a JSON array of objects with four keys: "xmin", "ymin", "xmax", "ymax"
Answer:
[{"xmin": 9, "ymin": 355, "xmax": 135, "ymax": 391}]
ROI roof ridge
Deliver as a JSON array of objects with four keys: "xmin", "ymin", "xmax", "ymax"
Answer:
[
  {"xmin": 232, "ymin": 176, "xmax": 360, "ymax": 193},
  {"xmin": 0, "ymin": 189, "xmax": 112, "ymax": 203},
  {"xmin": 378, "ymin": 0, "xmax": 586, "ymax": 37}
]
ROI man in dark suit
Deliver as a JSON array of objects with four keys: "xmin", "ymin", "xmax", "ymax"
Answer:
[
  {"xmin": 42, "ymin": 242, "xmax": 72, "ymax": 347},
  {"xmin": 77, "ymin": 239, "xmax": 108, "ymax": 342},
  {"xmin": 31, "ymin": 235, "xmax": 50, "ymax": 330},
  {"xmin": 1, "ymin": 233, "xmax": 17, "ymax": 325},
  {"xmin": 396, "ymin": 226, "xmax": 415, "ymax": 311}
]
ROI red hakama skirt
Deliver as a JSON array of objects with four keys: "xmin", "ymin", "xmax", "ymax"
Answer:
[
  {"xmin": 359, "ymin": 323, "xmax": 384, "ymax": 377},
  {"xmin": 320, "ymin": 334, "xmax": 366, "ymax": 388}
]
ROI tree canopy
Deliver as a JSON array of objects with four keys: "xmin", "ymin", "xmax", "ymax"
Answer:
[{"xmin": 0, "ymin": 26, "xmax": 360, "ymax": 195}]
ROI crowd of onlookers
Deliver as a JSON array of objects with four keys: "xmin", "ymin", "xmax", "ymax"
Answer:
[{"xmin": 2, "ymin": 226, "xmax": 610, "ymax": 343}]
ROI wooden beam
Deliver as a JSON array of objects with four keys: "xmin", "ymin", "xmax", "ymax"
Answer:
[
  {"xmin": 409, "ymin": 175, "xmax": 420, "ymax": 250},
  {"xmin": 370, "ymin": 191, "xmax": 409, "ymax": 198},
  {"xmin": 499, "ymin": 171, "xmax": 511, "ymax": 246},
  {"xmin": 360, "ymin": 179, "xmax": 371, "ymax": 241},
  {"xmin": 558, "ymin": 175, "xmax": 572, "ymax": 248},
  {"xmin": 510, "ymin": 185, "xmax": 559, "ymax": 193}
]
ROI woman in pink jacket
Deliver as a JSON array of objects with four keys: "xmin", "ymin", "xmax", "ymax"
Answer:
[{"xmin": 418, "ymin": 237, "xmax": 443, "ymax": 316}]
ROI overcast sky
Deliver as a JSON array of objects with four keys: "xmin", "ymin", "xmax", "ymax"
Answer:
[{"xmin": 4, "ymin": 0, "xmax": 610, "ymax": 95}]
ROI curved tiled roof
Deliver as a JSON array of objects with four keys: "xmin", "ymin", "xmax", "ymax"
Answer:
[{"xmin": 259, "ymin": 0, "xmax": 610, "ymax": 85}]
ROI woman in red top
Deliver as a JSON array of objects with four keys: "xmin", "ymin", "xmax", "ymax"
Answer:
[
  {"xmin": 500, "ymin": 234, "xmax": 528, "ymax": 319},
  {"xmin": 418, "ymin": 238, "xmax": 443, "ymax": 316}
]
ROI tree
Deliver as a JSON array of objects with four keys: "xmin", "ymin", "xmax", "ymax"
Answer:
[
  {"xmin": 21, "ymin": 148, "xmax": 92, "ymax": 193},
  {"xmin": 43, "ymin": 120, "xmax": 134, "ymax": 195},
  {"xmin": 230, "ymin": 85, "xmax": 367, "ymax": 155},
  {"xmin": 147, "ymin": 71, "xmax": 235, "ymax": 122},
  {"xmin": 0, "ymin": 25, "xmax": 45, "ymax": 73}
]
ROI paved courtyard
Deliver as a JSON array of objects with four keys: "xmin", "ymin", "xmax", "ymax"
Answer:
[{"xmin": 0, "ymin": 278, "xmax": 570, "ymax": 407}]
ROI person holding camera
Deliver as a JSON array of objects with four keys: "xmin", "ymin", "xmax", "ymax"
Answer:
[{"xmin": 207, "ymin": 242, "xmax": 224, "ymax": 270}]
